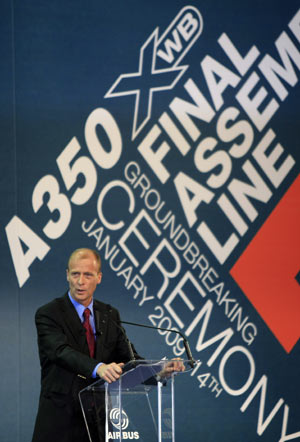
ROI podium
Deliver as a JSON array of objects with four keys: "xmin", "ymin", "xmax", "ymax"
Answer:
[{"xmin": 79, "ymin": 359, "xmax": 191, "ymax": 442}]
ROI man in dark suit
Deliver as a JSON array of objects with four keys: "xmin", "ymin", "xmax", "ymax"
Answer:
[{"xmin": 32, "ymin": 248, "xmax": 141, "ymax": 442}]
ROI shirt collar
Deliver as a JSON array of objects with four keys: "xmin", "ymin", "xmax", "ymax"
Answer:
[{"xmin": 68, "ymin": 291, "xmax": 94, "ymax": 320}]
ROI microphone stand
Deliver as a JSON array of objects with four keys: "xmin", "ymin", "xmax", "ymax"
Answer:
[{"xmin": 121, "ymin": 320, "xmax": 196, "ymax": 368}]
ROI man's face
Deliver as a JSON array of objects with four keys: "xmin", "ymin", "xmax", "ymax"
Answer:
[{"xmin": 67, "ymin": 251, "xmax": 102, "ymax": 306}]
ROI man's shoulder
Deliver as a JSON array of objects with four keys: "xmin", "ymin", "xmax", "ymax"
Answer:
[
  {"xmin": 93, "ymin": 298, "xmax": 115, "ymax": 310},
  {"xmin": 35, "ymin": 293, "xmax": 68, "ymax": 315},
  {"xmin": 93, "ymin": 298, "xmax": 119, "ymax": 315}
]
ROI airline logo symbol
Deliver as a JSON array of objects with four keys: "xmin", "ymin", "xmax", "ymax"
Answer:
[
  {"xmin": 109, "ymin": 407, "xmax": 129, "ymax": 430},
  {"xmin": 105, "ymin": 6, "xmax": 203, "ymax": 140}
]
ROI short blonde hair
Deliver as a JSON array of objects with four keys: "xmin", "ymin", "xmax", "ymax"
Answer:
[{"xmin": 67, "ymin": 248, "xmax": 101, "ymax": 272}]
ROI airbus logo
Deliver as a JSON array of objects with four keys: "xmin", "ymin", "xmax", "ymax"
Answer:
[{"xmin": 109, "ymin": 407, "xmax": 129, "ymax": 430}]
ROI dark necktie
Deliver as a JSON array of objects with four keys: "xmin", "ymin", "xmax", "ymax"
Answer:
[{"xmin": 83, "ymin": 308, "xmax": 95, "ymax": 358}]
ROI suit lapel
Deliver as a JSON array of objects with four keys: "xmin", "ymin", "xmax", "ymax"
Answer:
[
  {"xmin": 93, "ymin": 301, "xmax": 110, "ymax": 359},
  {"xmin": 58, "ymin": 293, "xmax": 89, "ymax": 354},
  {"xmin": 57, "ymin": 294, "xmax": 111, "ymax": 359}
]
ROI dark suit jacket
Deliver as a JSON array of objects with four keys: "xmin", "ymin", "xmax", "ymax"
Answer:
[{"xmin": 32, "ymin": 293, "xmax": 141, "ymax": 442}]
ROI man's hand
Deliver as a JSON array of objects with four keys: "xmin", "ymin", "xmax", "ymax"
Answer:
[
  {"xmin": 97, "ymin": 362, "xmax": 124, "ymax": 383},
  {"xmin": 159, "ymin": 358, "xmax": 185, "ymax": 379}
]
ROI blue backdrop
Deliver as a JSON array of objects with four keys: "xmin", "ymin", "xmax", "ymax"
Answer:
[{"xmin": 1, "ymin": 1, "xmax": 300, "ymax": 441}]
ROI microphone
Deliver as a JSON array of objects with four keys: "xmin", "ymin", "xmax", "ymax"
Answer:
[{"xmin": 121, "ymin": 320, "xmax": 195, "ymax": 368}]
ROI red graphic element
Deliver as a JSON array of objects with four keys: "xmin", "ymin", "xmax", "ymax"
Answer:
[{"xmin": 230, "ymin": 174, "xmax": 300, "ymax": 353}]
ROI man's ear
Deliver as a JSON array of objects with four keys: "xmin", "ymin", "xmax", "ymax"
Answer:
[
  {"xmin": 97, "ymin": 272, "xmax": 102, "ymax": 284},
  {"xmin": 66, "ymin": 269, "xmax": 70, "ymax": 282}
]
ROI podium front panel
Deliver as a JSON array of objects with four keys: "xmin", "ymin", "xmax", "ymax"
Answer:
[{"xmin": 79, "ymin": 359, "xmax": 192, "ymax": 442}]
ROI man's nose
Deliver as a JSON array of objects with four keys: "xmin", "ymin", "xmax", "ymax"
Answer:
[{"xmin": 78, "ymin": 274, "xmax": 85, "ymax": 284}]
